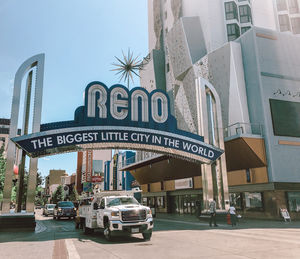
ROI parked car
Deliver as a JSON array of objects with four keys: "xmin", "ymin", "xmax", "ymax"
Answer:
[
  {"xmin": 53, "ymin": 201, "xmax": 76, "ymax": 220},
  {"xmin": 43, "ymin": 204, "xmax": 55, "ymax": 216}
]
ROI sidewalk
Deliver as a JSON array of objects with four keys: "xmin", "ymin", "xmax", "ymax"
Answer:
[{"xmin": 154, "ymin": 212, "xmax": 300, "ymax": 229}]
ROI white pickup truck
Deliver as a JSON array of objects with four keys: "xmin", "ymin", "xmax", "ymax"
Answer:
[{"xmin": 76, "ymin": 191, "xmax": 154, "ymax": 241}]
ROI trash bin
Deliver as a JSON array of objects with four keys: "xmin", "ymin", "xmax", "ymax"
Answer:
[{"xmin": 226, "ymin": 213, "xmax": 231, "ymax": 225}]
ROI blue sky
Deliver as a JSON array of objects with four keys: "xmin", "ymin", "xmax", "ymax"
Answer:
[{"xmin": 0, "ymin": 0, "xmax": 148, "ymax": 177}]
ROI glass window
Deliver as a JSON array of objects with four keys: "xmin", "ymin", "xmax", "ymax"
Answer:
[
  {"xmin": 156, "ymin": 196, "xmax": 165, "ymax": 208},
  {"xmin": 241, "ymin": 26, "xmax": 251, "ymax": 34},
  {"xmin": 291, "ymin": 17, "xmax": 300, "ymax": 34},
  {"xmin": 288, "ymin": 0, "xmax": 299, "ymax": 14},
  {"xmin": 100, "ymin": 198, "xmax": 105, "ymax": 208},
  {"xmin": 106, "ymin": 197, "xmax": 139, "ymax": 207},
  {"xmin": 287, "ymin": 192, "xmax": 300, "ymax": 212},
  {"xmin": 227, "ymin": 23, "xmax": 240, "ymax": 41},
  {"xmin": 239, "ymin": 5, "xmax": 252, "ymax": 23},
  {"xmin": 229, "ymin": 193, "xmax": 243, "ymax": 210},
  {"xmin": 270, "ymin": 99, "xmax": 300, "ymax": 137},
  {"xmin": 244, "ymin": 192, "xmax": 263, "ymax": 209},
  {"xmin": 277, "ymin": 0, "xmax": 288, "ymax": 11},
  {"xmin": 225, "ymin": 2, "xmax": 239, "ymax": 20},
  {"xmin": 278, "ymin": 14, "xmax": 291, "ymax": 31},
  {"xmin": 58, "ymin": 201, "xmax": 74, "ymax": 207},
  {"xmin": 246, "ymin": 169, "xmax": 251, "ymax": 183}
]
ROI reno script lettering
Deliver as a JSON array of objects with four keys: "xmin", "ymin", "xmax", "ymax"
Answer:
[{"xmin": 87, "ymin": 84, "xmax": 169, "ymax": 124}]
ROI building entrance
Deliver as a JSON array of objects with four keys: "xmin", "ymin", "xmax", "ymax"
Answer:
[{"xmin": 169, "ymin": 194, "xmax": 202, "ymax": 215}]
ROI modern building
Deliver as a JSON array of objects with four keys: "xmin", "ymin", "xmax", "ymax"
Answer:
[
  {"xmin": 76, "ymin": 149, "xmax": 112, "ymax": 193},
  {"xmin": 121, "ymin": 0, "xmax": 300, "ymax": 219},
  {"xmin": 104, "ymin": 151, "xmax": 137, "ymax": 191},
  {"xmin": 104, "ymin": 160, "xmax": 111, "ymax": 191},
  {"xmin": 274, "ymin": 0, "xmax": 300, "ymax": 34}
]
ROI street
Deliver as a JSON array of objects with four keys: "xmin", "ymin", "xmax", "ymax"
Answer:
[{"xmin": 1, "ymin": 210, "xmax": 300, "ymax": 259}]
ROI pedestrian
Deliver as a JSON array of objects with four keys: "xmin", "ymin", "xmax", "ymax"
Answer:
[
  {"xmin": 229, "ymin": 203, "xmax": 237, "ymax": 227},
  {"xmin": 195, "ymin": 200, "xmax": 202, "ymax": 218},
  {"xmin": 209, "ymin": 198, "xmax": 218, "ymax": 227}
]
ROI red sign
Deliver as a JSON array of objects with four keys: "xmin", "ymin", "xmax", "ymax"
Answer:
[
  {"xmin": 92, "ymin": 176, "xmax": 102, "ymax": 182},
  {"xmin": 86, "ymin": 150, "xmax": 93, "ymax": 182}
]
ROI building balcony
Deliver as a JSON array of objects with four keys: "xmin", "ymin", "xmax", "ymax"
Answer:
[{"xmin": 224, "ymin": 122, "xmax": 267, "ymax": 171}]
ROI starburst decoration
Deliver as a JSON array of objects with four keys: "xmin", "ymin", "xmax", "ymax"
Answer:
[{"xmin": 111, "ymin": 49, "xmax": 142, "ymax": 89}]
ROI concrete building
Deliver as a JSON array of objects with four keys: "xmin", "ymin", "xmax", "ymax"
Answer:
[
  {"xmin": 61, "ymin": 173, "xmax": 76, "ymax": 198},
  {"xmin": 0, "ymin": 118, "xmax": 21, "ymax": 160},
  {"xmin": 45, "ymin": 169, "xmax": 67, "ymax": 198},
  {"xmin": 0, "ymin": 119, "xmax": 11, "ymax": 157},
  {"xmin": 123, "ymin": 0, "xmax": 300, "ymax": 219}
]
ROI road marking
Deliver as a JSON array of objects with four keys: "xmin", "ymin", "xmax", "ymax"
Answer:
[
  {"xmin": 53, "ymin": 239, "xmax": 68, "ymax": 259},
  {"xmin": 35, "ymin": 221, "xmax": 47, "ymax": 233},
  {"xmin": 65, "ymin": 239, "xmax": 80, "ymax": 259}
]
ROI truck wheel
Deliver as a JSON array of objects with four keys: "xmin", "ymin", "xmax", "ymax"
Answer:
[
  {"xmin": 83, "ymin": 222, "xmax": 88, "ymax": 234},
  {"xmin": 142, "ymin": 231, "xmax": 152, "ymax": 241},
  {"xmin": 104, "ymin": 221, "xmax": 112, "ymax": 241},
  {"xmin": 75, "ymin": 221, "xmax": 80, "ymax": 229},
  {"xmin": 53, "ymin": 215, "xmax": 56, "ymax": 220},
  {"xmin": 83, "ymin": 222, "xmax": 94, "ymax": 234}
]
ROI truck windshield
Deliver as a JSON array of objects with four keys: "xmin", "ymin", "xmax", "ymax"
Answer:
[
  {"xmin": 47, "ymin": 204, "xmax": 55, "ymax": 208},
  {"xmin": 106, "ymin": 197, "xmax": 139, "ymax": 207},
  {"xmin": 58, "ymin": 201, "xmax": 74, "ymax": 207}
]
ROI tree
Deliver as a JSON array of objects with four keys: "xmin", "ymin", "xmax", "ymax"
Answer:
[
  {"xmin": 36, "ymin": 172, "xmax": 43, "ymax": 187},
  {"xmin": 68, "ymin": 187, "xmax": 79, "ymax": 202},
  {"xmin": 0, "ymin": 144, "xmax": 6, "ymax": 202},
  {"xmin": 52, "ymin": 185, "xmax": 64, "ymax": 204},
  {"xmin": 111, "ymin": 49, "xmax": 142, "ymax": 89},
  {"xmin": 0, "ymin": 142, "xmax": 44, "ymax": 206}
]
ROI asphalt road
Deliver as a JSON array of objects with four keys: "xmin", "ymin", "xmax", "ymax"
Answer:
[{"xmin": 1, "ymin": 210, "xmax": 300, "ymax": 259}]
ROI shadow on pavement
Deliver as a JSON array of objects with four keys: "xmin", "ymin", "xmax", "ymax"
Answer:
[{"xmin": 0, "ymin": 213, "xmax": 299, "ymax": 245}]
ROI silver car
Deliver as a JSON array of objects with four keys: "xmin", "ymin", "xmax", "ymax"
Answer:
[{"xmin": 43, "ymin": 204, "xmax": 55, "ymax": 216}]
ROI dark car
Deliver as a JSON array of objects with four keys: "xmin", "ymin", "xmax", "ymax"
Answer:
[{"xmin": 53, "ymin": 201, "xmax": 76, "ymax": 220}]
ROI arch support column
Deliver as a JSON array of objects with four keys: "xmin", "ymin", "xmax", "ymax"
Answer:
[
  {"xmin": 196, "ymin": 77, "xmax": 229, "ymax": 211},
  {"xmin": 1, "ymin": 54, "xmax": 44, "ymax": 213}
]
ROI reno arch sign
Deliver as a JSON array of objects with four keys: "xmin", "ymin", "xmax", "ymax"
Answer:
[
  {"xmin": 87, "ymin": 83, "xmax": 169, "ymax": 123},
  {"xmin": 12, "ymin": 81, "xmax": 223, "ymax": 164}
]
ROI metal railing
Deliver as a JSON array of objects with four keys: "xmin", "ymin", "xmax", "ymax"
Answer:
[{"xmin": 224, "ymin": 122, "xmax": 263, "ymax": 138}]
